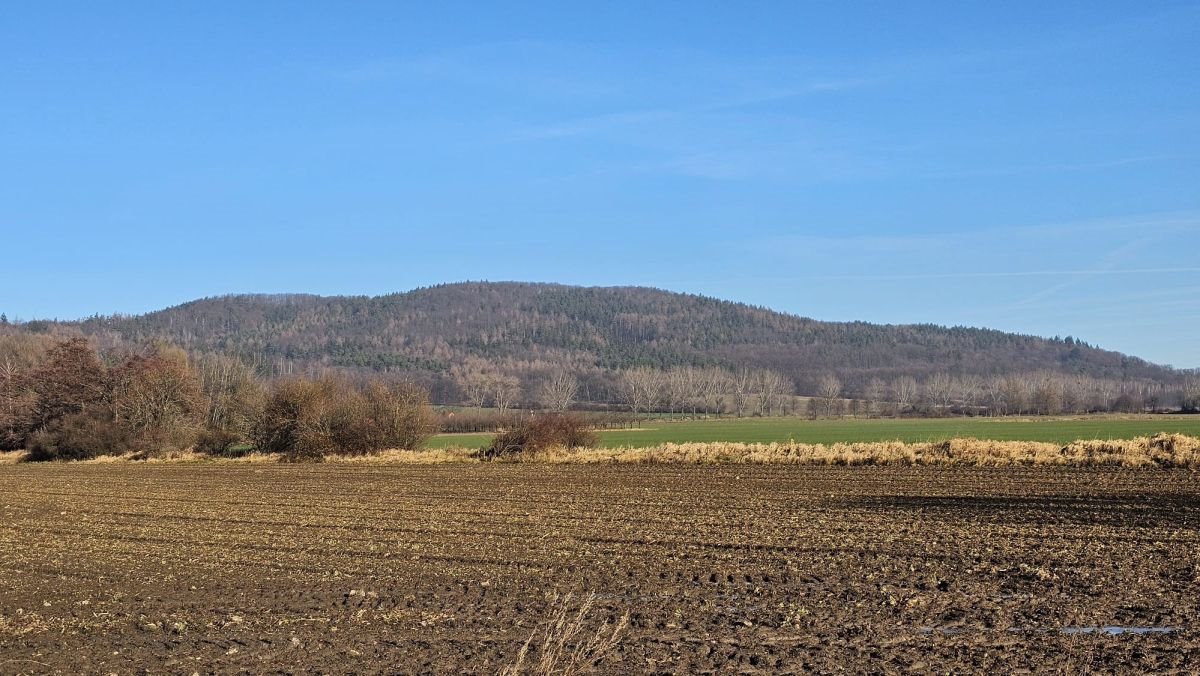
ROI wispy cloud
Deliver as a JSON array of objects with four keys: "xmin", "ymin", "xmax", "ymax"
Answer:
[
  {"xmin": 1004, "ymin": 235, "xmax": 1156, "ymax": 309},
  {"xmin": 514, "ymin": 109, "xmax": 677, "ymax": 140},
  {"xmin": 512, "ymin": 77, "xmax": 872, "ymax": 142}
]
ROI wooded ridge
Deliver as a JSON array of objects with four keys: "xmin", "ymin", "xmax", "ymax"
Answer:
[{"xmin": 3, "ymin": 281, "xmax": 1188, "ymax": 405}]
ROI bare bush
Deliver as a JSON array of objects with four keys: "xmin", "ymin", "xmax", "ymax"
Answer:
[
  {"xmin": 110, "ymin": 347, "xmax": 204, "ymax": 453},
  {"xmin": 252, "ymin": 377, "xmax": 436, "ymax": 461},
  {"xmin": 360, "ymin": 381, "xmax": 438, "ymax": 452},
  {"xmin": 480, "ymin": 413, "xmax": 599, "ymax": 460},
  {"xmin": 251, "ymin": 379, "xmax": 338, "ymax": 461},
  {"xmin": 194, "ymin": 428, "xmax": 242, "ymax": 456},
  {"xmin": 26, "ymin": 409, "xmax": 134, "ymax": 461},
  {"xmin": 196, "ymin": 352, "xmax": 264, "ymax": 438}
]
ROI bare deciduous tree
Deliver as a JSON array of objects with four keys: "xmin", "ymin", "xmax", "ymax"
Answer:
[
  {"xmin": 1182, "ymin": 375, "xmax": 1200, "ymax": 413},
  {"xmin": 538, "ymin": 368, "xmax": 579, "ymax": 412},
  {"xmin": 730, "ymin": 368, "xmax": 753, "ymax": 417},
  {"xmin": 1001, "ymin": 375, "xmax": 1030, "ymax": 415},
  {"xmin": 30, "ymin": 337, "xmax": 107, "ymax": 430},
  {"xmin": 197, "ymin": 352, "xmax": 264, "ymax": 435},
  {"xmin": 1030, "ymin": 372, "xmax": 1061, "ymax": 415},
  {"xmin": 863, "ymin": 378, "xmax": 886, "ymax": 418},
  {"xmin": 924, "ymin": 373, "xmax": 954, "ymax": 414},
  {"xmin": 665, "ymin": 367, "xmax": 696, "ymax": 416},
  {"xmin": 489, "ymin": 373, "xmax": 521, "ymax": 414},
  {"xmin": 1094, "ymin": 378, "xmax": 1118, "ymax": 412},
  {"xmin": 892, "ymin": 376, "xmax": 918, "ymax": 414},
  {"xmin": 756, "ymin": 369, "xmax": 791, "ymax": 417},
  {"xmin": 817, "ymin": 374, "xmax": 842, "ymax": 418},
  {"xmin": 617, "ymin": 367, "xmax": 663, "ymax": 415},
  {"xmin": 698, "ymin": 367, "xmax": 730, "ymax": 416},
  {"xmin": 110, "ymin": 347, "xmax": 204, "ymax": 451},
  {"xmin": 956, "ymin": 375, "xmax": 983, "ymax": 412},
  {"xmin": 451, "ymin": 358, "xmax": 492, "ymax": 409},
  {"xmin": 984, "ymin": 375, "xmax": 1007, "ymax": 416}
]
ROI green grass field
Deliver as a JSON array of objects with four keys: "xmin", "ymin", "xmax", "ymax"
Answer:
[{"xmin": 424, "ymin": 415, "xmax": 1200, "ymax": 450}]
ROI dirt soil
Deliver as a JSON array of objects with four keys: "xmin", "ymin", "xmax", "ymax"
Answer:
[{"xmin": 1, "ymin": 463, "xmax": 1198, "ymax": 674}]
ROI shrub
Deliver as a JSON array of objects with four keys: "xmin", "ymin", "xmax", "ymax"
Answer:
[
  {"xmin": 252, "ymin": 377, "xmax": 436, "ymax": 461},
  {"xmin": 26, "ymin": 409, "xmax": 135, "ymax": 461},
  {"xmin": 0, "ymin": 373, "xmax": 35, "ymax": 451},
  {"xmin": 251, "ymin": 379, "xmax": 334, "ymax": 461},
  {"xmin": 195, "ymin": 352, "xmax": 265, "ymax": 436},
  {"xmin": 360, "ymin": 381, "xmax": 438, "ymax": 452},
  {"xmin": 110, "ymin": 349, "xmax": 204, "ymax": 454},
  {"xmin": 28, "ymin": 337, "xmax": 107, "ymax": 434},
  {"xmin": 194, "ymin": 428, "xmax": 242, "ymax": 456},
  {"xmin": 480, "ymin": 413, "xmax": 598, "ymax": 460}
]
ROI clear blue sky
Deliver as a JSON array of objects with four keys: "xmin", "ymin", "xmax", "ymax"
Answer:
[{"xmin": 2, "ymin": 2, "xmax": 1197, "ymax": 368}]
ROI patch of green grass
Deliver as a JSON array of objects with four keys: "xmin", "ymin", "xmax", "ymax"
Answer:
[{"xmin": 423, "ymin": 415, "xmax": 1200, "ymax": 449}]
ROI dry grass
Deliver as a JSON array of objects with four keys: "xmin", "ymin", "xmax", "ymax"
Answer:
[
  {"xmin": 9, "ymin": 434, "xmax": 1199, "ymax": 467},
  {"xmin": 489, "ymin": 433, "xmax": 1200, "ymax": 468},
  {"xmin": 77, "ymin": 452, "xmax": 139, "ymax": 464},
  {"xmin": 500, "ymin": 592, "xmax": 629, "ymax": 676},
  {"xmin": 323, "ymin": 447, "xmax": 475, "ymax": 464},
  {"xmin": 140, "ymin": 449, "xmax": 282, "ymax": 463},
  {"xmin": 0, "ymin": 451, "xmax": 27, "ymax": 464}
]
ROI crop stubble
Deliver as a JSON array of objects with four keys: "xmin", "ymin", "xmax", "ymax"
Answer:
[{"xmin": 0, "ymin": 464, "xmax": 1197, "ymax": 673}]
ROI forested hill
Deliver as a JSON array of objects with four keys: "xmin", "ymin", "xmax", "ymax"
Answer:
[{"xmin": 13, "ymin": 282, "xmax": 1180, "ymax": 398}]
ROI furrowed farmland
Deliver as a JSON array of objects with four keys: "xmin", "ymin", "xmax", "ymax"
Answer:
[{"xmin": 2, "ymin": 463, "xmax": 1198, "ymax": 672}]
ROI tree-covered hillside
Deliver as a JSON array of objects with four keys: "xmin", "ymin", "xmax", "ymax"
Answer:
[{"xmin": 4, "ymin": 282, "xmax": 1182, "ymax": 403}]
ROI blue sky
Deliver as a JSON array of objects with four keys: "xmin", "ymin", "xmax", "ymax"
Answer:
[{"xmin": 1, "ymin": 2, "xmax": 1197, "ymax": 367}]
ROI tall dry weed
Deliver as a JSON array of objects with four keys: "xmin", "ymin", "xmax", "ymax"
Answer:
[{"xmin": 500, "ymin": 592, "xmax": 629, "ymax": 676}]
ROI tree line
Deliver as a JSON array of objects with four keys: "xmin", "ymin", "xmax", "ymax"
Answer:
[
  {"xmin": 454, "ymin": 362, "xmax": 1197, "ymax": 418},
  {"xmin": 788, "ymin": 371, "xmax": 1197, "ymax": 418},
  {"xmin": 0, "ymin": 335, "xmax": 435, "ymax": 461},
  {"xmin": 2, "ymin": 334, "xmax": 1195, "ymax": 461}
]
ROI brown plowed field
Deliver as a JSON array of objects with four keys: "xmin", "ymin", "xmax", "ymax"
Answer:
[{"xmin": 1, "ymin": 464, "xmax": 1198, "ymax": 673}]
